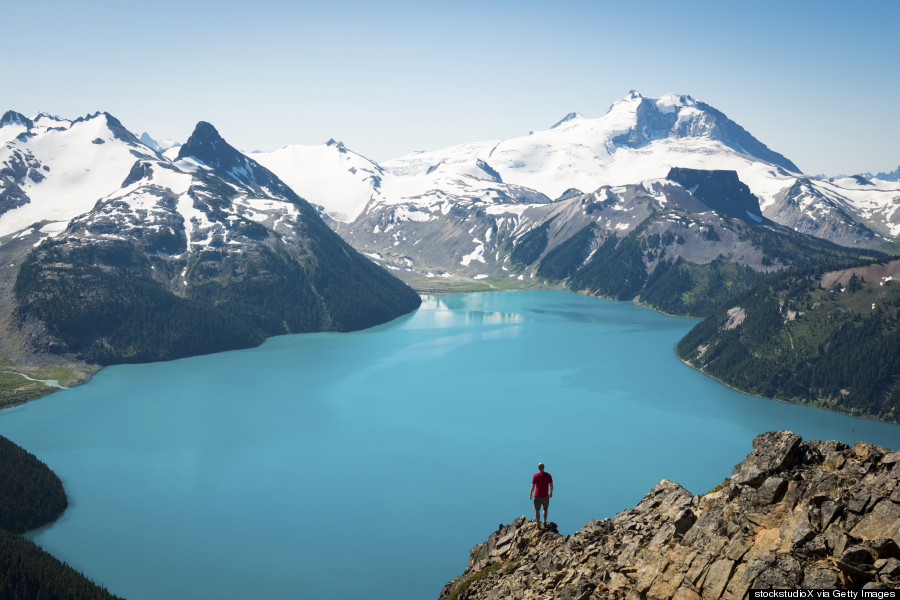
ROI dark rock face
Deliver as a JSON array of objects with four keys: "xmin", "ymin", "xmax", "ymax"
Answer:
[
  {"xmin": 666, "ymin": 168, "xmax": 763, "ymax": 221},
  {"xmin": 476, "ymin": 159, "xmax": 502, "ymax": 183},
  {"xmin": 0, "ymin": 110, "xmax": 33, "ymax": 129},
  {"xmin": 440, "ymin": 432, "xmax": 900, "ymax": 599}
]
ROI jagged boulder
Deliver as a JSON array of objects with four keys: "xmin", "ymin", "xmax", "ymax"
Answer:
[
  {"xmin": 439, "ymin": 432, "xmax": 900, "ymax": 599},
  {"xmin": 731, "ymin": 430, "xmax": 802, "ymax": 486}
]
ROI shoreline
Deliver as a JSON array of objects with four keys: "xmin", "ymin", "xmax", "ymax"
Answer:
[
  {"xmin": 0, "ymin": 370, "xmax": 66, "ymax": 389},
  {"xmin": 5, "ymin": 284, "xmax": 896, "ymax": 428},
  {"xmin": 677, "ymin": 356, "xmax": 894, "ymax": 426}
]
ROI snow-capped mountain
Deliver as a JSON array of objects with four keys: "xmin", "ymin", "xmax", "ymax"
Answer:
[
  {"xmin": 337, "ymin": 166, "xmax": 874, "ymax": 312},
  {"xmin": 251, "ymin": 140, "xmax": 387, "ymax": 222},
  {"xmin": 251, "ymin": 91, "xmax": 897, "ymax": 253},
  {"xmin": 8, "ymin": 119, "xmax": 420, "ymax": 364},
  {"xmin": 0, "ymin": 111, "xmax": 159, "ymax": 238},
  {"xmin": 139, "ymin": 131, "xmax": 180, "ymax": 155},
  {"xmin": 381, "ymin": 91, "xmax": 800, "ymax": 205},
  {"xmin": 856, "ymin": 165, "xmax": 900, "ymax": 182},
  {"xmin": 767, "ymin": 175, "xmax": 900, "ymax": 246},
  {"xmin": 0, "ymin": 92, "xmax": 895, "ymax": 333}
]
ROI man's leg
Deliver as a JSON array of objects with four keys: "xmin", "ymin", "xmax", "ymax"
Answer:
[{"xmin": 543, "ymin": 506, "xmax": 548, "ymax": 524}]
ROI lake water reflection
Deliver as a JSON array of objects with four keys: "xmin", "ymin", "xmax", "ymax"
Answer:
[{"xmin": 2, "ymin": 290, "xmax": 899, "ymax": 600}]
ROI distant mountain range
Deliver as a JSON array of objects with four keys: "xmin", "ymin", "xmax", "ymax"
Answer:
[
  {"xmin": 856, "ymin": 165, "xmax": 900, "ymax": 182},
  {"xmin": 0, "ymin": 92, "xmax": 897, "ymax": 396},
  {"xmin": 247, "ymin": 92, "xmax": 900, "ymax": 255},
  {"xmin": 0, "ymin": 111, "xmax": 420, "ymax": 369}
]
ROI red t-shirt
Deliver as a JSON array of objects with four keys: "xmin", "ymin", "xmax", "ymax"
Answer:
[{"xmin": 532, "ymin": 472, "xmax": 553, "ymax": 497}]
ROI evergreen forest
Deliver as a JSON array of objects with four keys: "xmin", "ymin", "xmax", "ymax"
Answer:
[
  {"xmin": 0, "ymin": 435, "xmax": 122, "ymax": 599},
  {"xmin": 677, "ymin": 260, "xmax": 900, "ymax": 421}
]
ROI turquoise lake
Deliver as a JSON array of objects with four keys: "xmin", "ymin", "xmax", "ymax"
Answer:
[{"xmin": 2, "ymin": 290, "xmax": 900, "ymax": 599}]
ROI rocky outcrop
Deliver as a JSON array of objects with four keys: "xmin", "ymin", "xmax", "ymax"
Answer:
[{"xmin": 439, "ymin": 431, "xmax": 900, "ymax": 599}]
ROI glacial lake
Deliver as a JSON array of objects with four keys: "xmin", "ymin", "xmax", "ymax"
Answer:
[{"xmin": 2, "ymin": 290, "xmax": 900, "ymax": 600}]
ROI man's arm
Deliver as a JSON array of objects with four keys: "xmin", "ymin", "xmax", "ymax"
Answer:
[
  {"xmin": 549, "ymin": 482, "xmax": 553, "ymax": 498},
  {"xmin": 529, "ymin": 483, "xmax": 535, "ymax": 499}
]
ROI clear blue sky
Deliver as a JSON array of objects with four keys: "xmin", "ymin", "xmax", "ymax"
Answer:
[{"xmin": 3, "ymin": 0, "xmax": 898, "ymax": 175}]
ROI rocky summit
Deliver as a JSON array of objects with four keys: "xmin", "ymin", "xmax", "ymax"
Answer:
[{"xmin": 439, "ymin": 431, "xmax": 900, "ymax": 599}]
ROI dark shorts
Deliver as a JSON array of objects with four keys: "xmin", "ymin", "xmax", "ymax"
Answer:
[{"xmin": 533, "ymin": 496, "xmax": 549, "ymax": 511}]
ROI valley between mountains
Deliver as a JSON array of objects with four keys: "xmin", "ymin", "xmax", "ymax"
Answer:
[{"xmin": 0, "ymin": 91, "xmax": 898, "ymax": 420}]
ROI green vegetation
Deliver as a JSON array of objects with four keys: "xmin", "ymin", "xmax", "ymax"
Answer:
[
  {"xmin": 444, "ymin": 562, "xmax": 505, "ymax": 600},
  {"xmin": 568, "ymin": 231, "xmax": 647, "ymax": 300},
  {"xmin": 0, "ymin": 372, "xmax": 55, "ymax": 408},
  {"xmin": 640, "ymin": 256, "xmax": 764, "ymax": 316},
  {"xmin": 536, "ymin": 225, "xmax": 597, "ymax": 281},
  {"xmin": 555, "ymin": 210, "xmax": 883, "ymax": 317},
  {"xmin": 15, "ymin": 228, "xmax": 421, "ymax": 365},
  {"xmin": 678, "ymin": 260, "xmax": 900, "ymax": 421},
  {"xmin": 0, "ymin": 435, "xmax": 67, "ymax": 534},
  {"xmin": 737, "ymin": 222, "xmax": 882, "ymax": 269},
  {"xmin": 0, "ymin": 529, "xmax": 123, "ymax": 600},
  {"xmin": 701, "ymin": 479, "xmax": 731, "ymax": 497},
  {"xmin": 0, "ymin": 436, "xmax": 121, "ymax": 599},
  {"xmin": 510, "ymin": 220, "xmax": 553, "ymax": 267}
]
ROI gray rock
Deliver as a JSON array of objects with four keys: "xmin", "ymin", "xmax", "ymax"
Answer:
[
  {"xmin": 681, "ymin": 512, "xmax": 727, "ymax": 554},
  {"xmin": 791, "ymin": 520, "xmax": 816, "ymax": 547},
  {"xmin": 851, "ymin": 499, "xmax": 900, "ymax": 542},
  {"xmin": 876, "ymin": 557, "xmax": 900, "ymax": 576},
  {"xmin": 700, "ymin": 559, "xmax": 734, "ymax": 600},
  {"xmin": 824, "ymin": 526, "xmax": 850, "ymax": 557},
  {"xmin": 848, "ymin": 490, "xmax": 873, "ymax": 513},
  {"xmin": 804, "ymin": 535, "xmax": 828, "ymax": 557},
  {"xmin": 863, "ymin": 582, "xmax": 894, "ymax": 590},
  {"xmin": 841, "ymin": 545, "xmax": 875, "ymax": 565},
  {"xmin": 752, "ymin": 555, "xmax": 801, "ymax": 588},
  {"xmin": 801, "ymin": 567, "xmax": 840, "ymax": 588},
  {"xmin": 820, "ymin": 500, "xmax": 842, "ymax": 529},
  {"xmin": 757, "ymin": 476, "xmax": 787, "ymax": 504},
  {"xmin": 731, "ymin": 431, "xmax": 803, "ymax": 486},
  {"xmin": 883, "ymin": 451, "xmax": 900, "ymax": 465}
]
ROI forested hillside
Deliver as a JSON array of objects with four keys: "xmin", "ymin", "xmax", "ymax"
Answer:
[
  {"xmin": 0, "ymin": 435, "xmax": 66, "ymax": 533},
  {"xmin": 11, "ymin": 121, "xmax": 422, "ymax": 365},
  {"xmin": 0, "ymin": 435, "xmax": 122, "ymax": 599},
  {"xmin": 677, "ymin": 259, "xmax": 900, "ymax": 421},
  {"xmin": 565, "ymin": 209, "xmax": 881, "ymax": 317}
]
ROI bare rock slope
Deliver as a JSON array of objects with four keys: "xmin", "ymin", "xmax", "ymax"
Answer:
[{"xmin": 440, "ymin": 431, "xmax": 900, "ymax": 599}]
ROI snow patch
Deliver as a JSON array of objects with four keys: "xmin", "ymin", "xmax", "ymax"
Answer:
[{"xmin": 460, "ymin": 240, "xmax": 486, "ymax": 266}]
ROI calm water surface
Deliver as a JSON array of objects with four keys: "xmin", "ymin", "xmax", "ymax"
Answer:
[{"xmin": 2, "ymin": 290, "xmax": 900, "ymax": 600}]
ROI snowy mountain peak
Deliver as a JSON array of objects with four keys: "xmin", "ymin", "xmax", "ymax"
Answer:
[
  {"xmin": 1, "ymin": 110, "xmax": 32, "ymax": 128},
  {"xmin": 176, "ymin": 121, "xmax": 231, "ymax": 165},
  {"xmin": 551, "ymin": 112, "xmax": 584, "ymax": 129},
  {"xmin": 139, "ymin": 132, "xmax": 158, "ymax": 150},
  {"xmin": 174, "ymin": 121, "xmax": 301, "ymax": 201},
  {"xmin": 655, "ymin": 93, "xmax": 696, "ymax": 113},
  {"xmin": 138, "ymin": 132, "xmax": 180, "ymax": 154},
  {"xmin": 325, "ymin": 138, "xmax": 347, "ymax": 152}
]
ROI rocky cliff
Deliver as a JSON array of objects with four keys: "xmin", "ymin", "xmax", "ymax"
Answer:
[{"xmin": 439, "ymin": 431, "xmax": 900, "ymax": 599}]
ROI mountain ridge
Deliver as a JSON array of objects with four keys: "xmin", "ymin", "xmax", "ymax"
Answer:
[
  {"xmin": 677, "ymin": 258, "xmax": 900, "ymax": 422},
  {"xmin": 439, "ymin": 431, "xmax": 900, "ymax": 598},
  {"xmin": 5, "ymin": 117, "xmax": 421, "ymax": 366}
]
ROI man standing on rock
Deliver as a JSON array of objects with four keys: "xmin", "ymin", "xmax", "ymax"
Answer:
[{"xmin": 529, "ymin": 462, "xmax": 553, "ymax": 525}]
